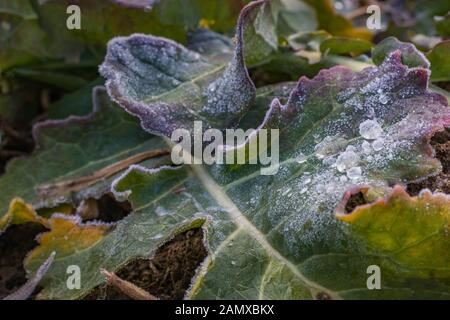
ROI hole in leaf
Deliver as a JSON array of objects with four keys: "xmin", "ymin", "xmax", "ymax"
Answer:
[
  {"xmin": 0, "ymin": 223, "xmax": 48, "ymax": 299},
  {"xmin": 78, "ymin": 193, "xmax": 132, "ymax": 223},
  {"xmin": 407, "ymin": 128, "xmax": 450, "ymax": 196},
  {"xmin": 84, "ymin": 228, "xmax": 207, "ymax": 300},
  {"xmin": 344, "ymin": 191, "xmax": 367, "ymax": 213}
]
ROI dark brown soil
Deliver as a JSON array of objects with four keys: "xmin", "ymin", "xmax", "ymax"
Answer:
[
  {"xmin": 344, "ymin": 191, "xmax": 367, "ymax": 213},
  {"xmin": 407, "ymin": 129, "xmax": 450, "ymax": 195},
  {"xmin": 84, "ymin": 228, "xmax": 207, "ymax": 300},
  {"xmin": 0, "ymin": 223, "xmax": 47, "ymax": 299}
]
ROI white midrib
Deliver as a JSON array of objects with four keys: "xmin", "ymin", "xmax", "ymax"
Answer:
[
  {"xmin": 163, "ymin": 137, "xmax": 339, "ymax": 298},
  {"xmin": 187, "ymin": 162, "xmax": 341, "ymax": 300}
]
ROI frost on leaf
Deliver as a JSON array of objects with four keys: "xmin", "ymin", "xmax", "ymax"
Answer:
[
  {"xmin": 92, "ymin": 45, "xmax": 450, "ymax": 299},
  {"xmin": 372, "ymin": 37, "xmax": 430, "ymax": 69},
  {"xmin": 214, "ymin": 48, "xmax": 450, "ymax": 268},
  {"xmin": 0, "ymin": 198, "xmax": 48, "ymax": 233},
  {"xmin": 95, "ymin": 10, "xmax": 450, "ymax": 297},
  {"xmin": 17, "ymin": 1, "xmax": 450, "ymax": 300},
  {"xmin": 99, "ymin": 1, "xmax": 274, "ymax": 136}
]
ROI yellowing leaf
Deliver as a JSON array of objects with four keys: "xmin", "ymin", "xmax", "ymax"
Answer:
[
  {"xmin": 337, "ymin": 186, "xmax": 450, "ymax": 271},
  {"xmin": 37, "ymin": 203, "xmax": 75, "ymax": 219},
  {"xmin": 25, "ymin": 215, "xmax": 110, "ymax": 269},
  {"xmin": 0, "ymin": 198, "xmax": 48, "ymax": 232}
]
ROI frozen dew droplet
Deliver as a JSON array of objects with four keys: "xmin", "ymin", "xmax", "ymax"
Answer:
[
  {"xmin": 323, "ymin": 156, "xmax": 336, "ymax": 166},
  {"xmin": 295, "ymin": 153, "xmax": 307, "ymax": 164},
  {"xmin": 314, "ymin": 135, "xmax": 347, "ymax": 159},
  {"xmin": 362, "ymin": 141, "xmax": 372, "ymax": 154},
  {"xmin": 372, "ymin": 138, "xmax": 384, "ymax": 151},
  {"xmin": 379, "ymin": 94, "xmax": 389, "ymax": 105},
  {"xmin": 231, "ymin": 261, "xmax": 236, "ymax": 266},
  {"xmin": 336, "ymin": 151, "xmax": 360, "ymax": 172},
  {"xmin": 325, "ymin": 184, "xmax": 335, "ymax": 193},
  {"xmin": 359, "ymin": 119, "xmax": 383, "ymax": 140},
  {"xmin": 208, "ymin": 83, "xmax": 216, "ymax": 92},
  {"xmin": 316, "ymin": 184, "xmax": 325, "ymax": 193},
  {"xmin": 155, "ymin": 206, "xmax": 169, "ymax": 217},
  {"xmin": 339, "ymin": 175, "xmax": 348, "ymax": 183},
  {"xmin": 300, "ymin": 188, "xmax": 307, "ymax": 194},
  {"xmin": 365, "ymin": 107, "xmax": 375, "ymax": 118},
  {"xmin": 314, "ymin": 136, "xmax": 332, "ymax": 159},
  {"xmin": 315, "ymin": 150, "xmax": 325, "ymax": 159},
  {"xmin": 347, "ymin": 166, "xmax": 362, "ymax": 180}
]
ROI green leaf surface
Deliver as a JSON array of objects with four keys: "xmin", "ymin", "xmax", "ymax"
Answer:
[
  {"xmin": 436, "ymin": 13, "xmax": 450, "ymax": 37},
  {"xmin": 1, "ymin": 0, "xmax": 251, "ymax": 75},
  {"xmin": 28, "ymin": 12, "xmax": 450, "ymax": 299},
  {"xmin": 94, "ymin": 4, "xmax": 450, "ymax": 296},
  {"xmin": 320, "ymin": 37, "xmax": 373, "ymax": 56},
  {"xmin": 372, "ymin": 37, "xmax": 450, "ymax": 83},
  {"xmin": 0, "ymin": 87, "xmax": 169, "ymax": 215},
  {"xmin": 426, "ymin": 41, "xmax": 450, "ymax": 82},
  {"xmin": 47, "ymin": 78, "xmax": 104, "ymax": 119},
  {"xmin": 0, "ymin": 0, "xmax": 51, "ymax": 71},
  {"xmin": 372, "ymin": 37, "xmax": 430, "ymax": 69}
]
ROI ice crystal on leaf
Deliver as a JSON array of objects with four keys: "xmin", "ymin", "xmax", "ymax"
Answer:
[{"xmin": 359, "ymin": 119, "xmax": 383, "ymax": 140}]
